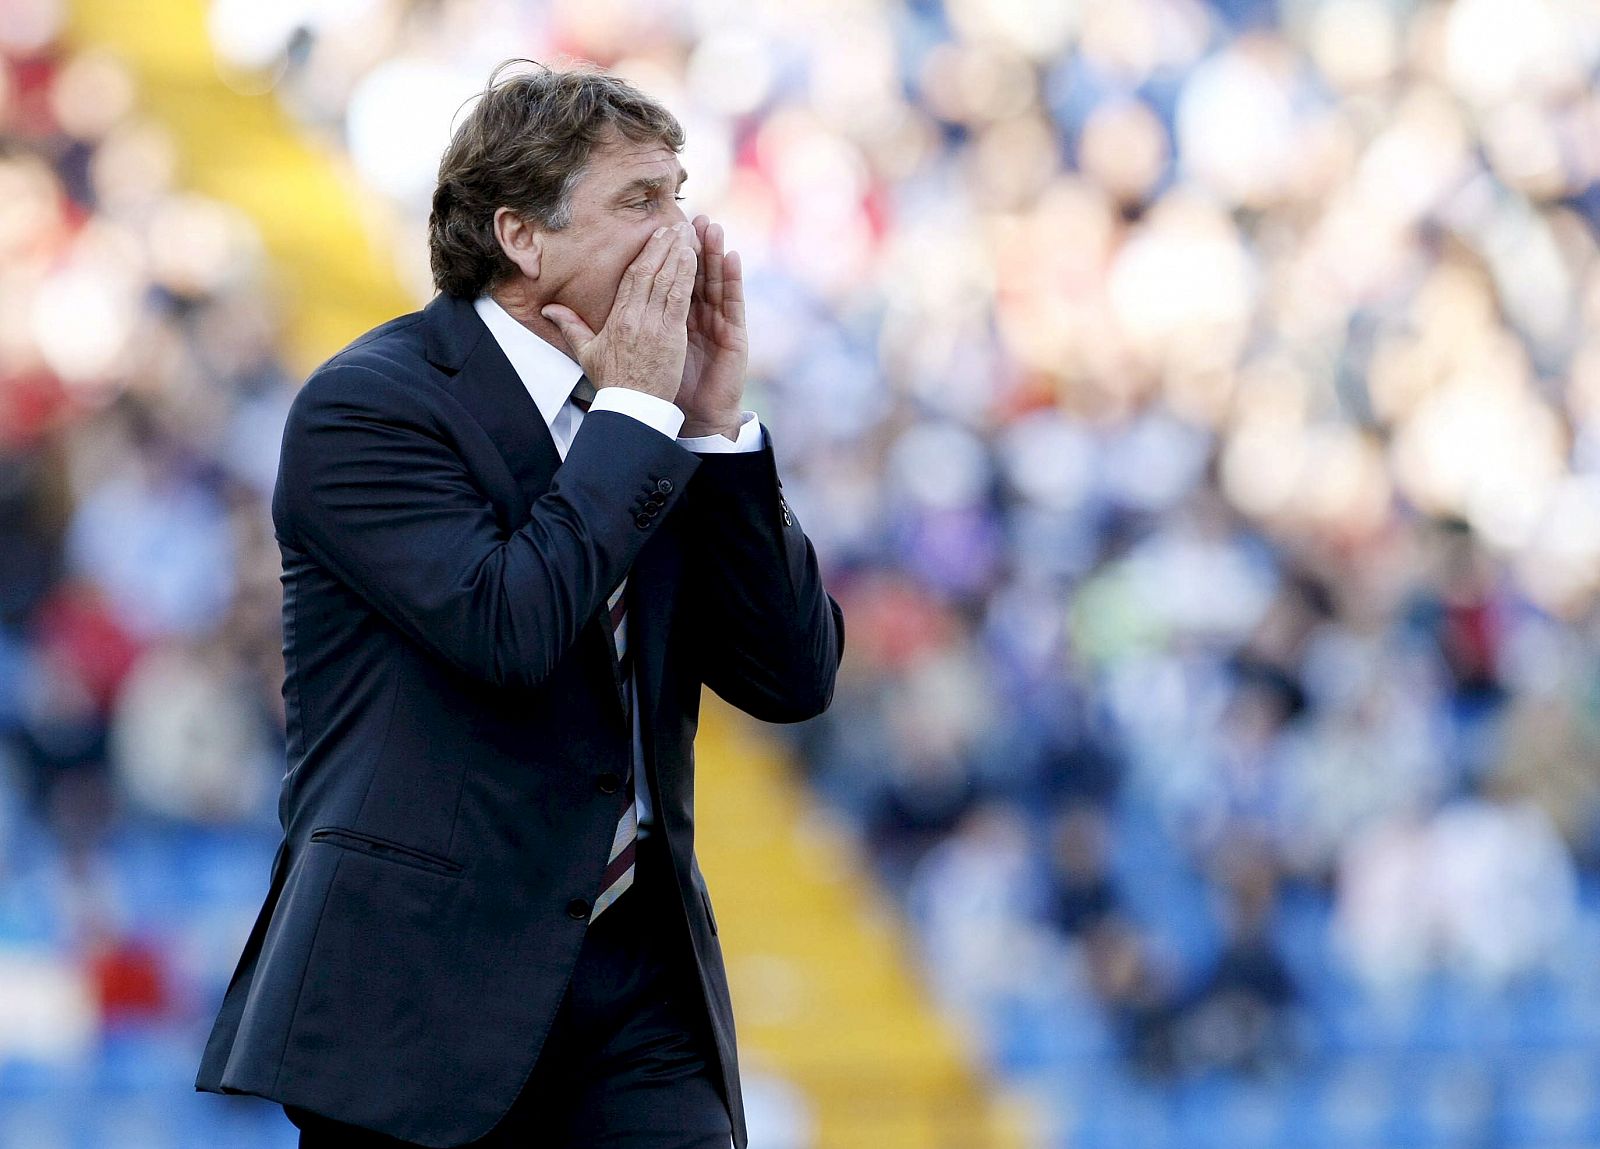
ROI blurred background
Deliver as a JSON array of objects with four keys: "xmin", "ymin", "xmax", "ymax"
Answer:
[{"xmin": 5, "ymin": 0, "xmax": 1600, "ymax": 1145}]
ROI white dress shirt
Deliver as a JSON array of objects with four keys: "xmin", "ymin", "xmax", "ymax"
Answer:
[{"xmin": 473, "ymin": 294, "xmax": 765, "ymax": 835}]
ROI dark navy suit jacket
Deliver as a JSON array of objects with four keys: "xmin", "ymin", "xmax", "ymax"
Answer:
[{"xmin": 194, "ymin": 291, "xmax": 844, "ymax": 1147}]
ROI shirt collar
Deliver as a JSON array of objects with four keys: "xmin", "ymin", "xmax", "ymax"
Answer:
[{"xmin": 472, "ymin": 294, "xmax": 585, "ymax": 431}]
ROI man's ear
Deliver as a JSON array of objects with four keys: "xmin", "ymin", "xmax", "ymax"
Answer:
[{"xmin": 493, "ymin": 207, "xmax": 541, "ymax": 280}]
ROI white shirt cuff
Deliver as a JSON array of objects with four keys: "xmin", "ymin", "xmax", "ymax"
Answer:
[
  {"xmin": 680, "ymin": 412, "xmax": 764, "ymax": 454},
  {"xmin": 587, "ymin": 386, "xmax": 686, "ymax": 440}
]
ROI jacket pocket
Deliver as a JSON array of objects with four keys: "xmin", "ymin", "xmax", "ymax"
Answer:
[
  {"xmin": 309, "ymin": 826, "xmax": 464, "ymax": 877},
  {"xmin": 700, "ymin": 885, "xmax": 718, "ymax": 936}
]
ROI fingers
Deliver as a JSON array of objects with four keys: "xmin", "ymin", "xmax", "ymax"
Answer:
[
  {"xmin": 721, "ymin": 246, "xmax": 744, "ymax": 333},
  {"xmin": 701, "ymin": 221, "xmax": 725, "ymax": 315},
  {"xmin": 539, "ymin": 303, "xmax": 595, "ymax": 357},
  {"xmin": 691, "ymin": 216, "xmax": 710, "ymax": 321},
  {"xmin": 661, "ymin": 246, "xmax": 696, "ymax": 327},
  {"xmin": 646, "ymin": 224, "xmax": 696, "ymax": 318},
  {"xmin": 616, "ymin": 224, "xmax": 684, "ymax": 328}
]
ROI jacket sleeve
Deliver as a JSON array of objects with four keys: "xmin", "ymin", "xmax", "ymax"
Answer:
[
  {"xmin": 274, "ymin": 363, "xmax": 702, "ymax": 690},
  {"xmin": 680, "ymin": 441, "xmax": 844, "ymax": 723}
]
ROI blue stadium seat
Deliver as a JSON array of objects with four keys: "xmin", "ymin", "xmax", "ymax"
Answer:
[
  {"xmin": 1172, "ymin": 1075, "xmax": 1296, "ymax": 1149},
  {"xmin": 1071, "ymin": 1072, "xmax": 1175, "ymax": 1149},
  {"xmin": 1388, "ymin": 1054, "xmax": 1495, "ymax": 1146},
  {"xmin": 0, "ymin": 1057, "xmax": 64, "ymax": 1102},
  {"xmin": 1301, "ymin": 1057, "xmax": 1398, "ymax": 1147},
  {"xmin": 0, "ymin": 1098, "xmax": 72, "ymax": 1149},
  {"xmin": 1498, "ymin": 1051, "xmax": 1600, "ymax": 1144},
  {"xmin": 93, "ymin": 1027, "xmax": 195, "ymax": 1097},
  {"xmin": 178, "ymin": 1092, "xmax": 299, "ymax": 1149}
]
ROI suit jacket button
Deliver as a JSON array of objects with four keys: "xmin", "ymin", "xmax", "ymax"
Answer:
[
  {"xmin": 656, "ymin": 478, "xmax": 673, "ymax": 494},
  {"xmin": 635, "ymin": 513, "xmax": 652, "ymax": 529},
  {"xmin": 567, "ymin": 898, "xmax": 591, "ymax": 920},
  {"xmin": 597, "ymin": 772, "xmax": 621, "ymax": 794}
]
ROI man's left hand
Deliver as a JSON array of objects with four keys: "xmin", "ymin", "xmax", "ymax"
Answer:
[{"xmin": 677, "ymin": 215, "xmax": 748, "ymax": 439}]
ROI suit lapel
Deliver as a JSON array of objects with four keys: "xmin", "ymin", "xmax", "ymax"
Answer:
[
  {"xmin": 424, "ymin": 293, "xmax": 562, "ymax": 509},
  {"xmin": 422, "ymin": 293, "xmax": 627, "ymax": 723}
]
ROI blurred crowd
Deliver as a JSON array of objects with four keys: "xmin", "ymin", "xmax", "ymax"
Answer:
[
  {"xmin": 8, "ymin": 0, "xmax": 1600, "ymax": 1142},
  {"xmin": 0, "ymin": 0, "xmax": 296, "ymax": 1120}
]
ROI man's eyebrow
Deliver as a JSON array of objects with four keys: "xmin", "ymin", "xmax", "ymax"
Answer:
[{"xmin": 612, "ymin": 170, "xmax": 689, "ymax": 201}]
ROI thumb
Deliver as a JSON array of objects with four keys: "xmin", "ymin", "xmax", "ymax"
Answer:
[{"xmin": 540, "ymin": 304, "xmax": 594, "ymax": 357}]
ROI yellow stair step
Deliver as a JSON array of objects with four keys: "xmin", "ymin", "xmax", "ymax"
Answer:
[
  {"xmin": 697, "ymin": 700, "xmax": 1036, "ymax": 1147},
  {"xmin": 66, "ymin": 0, "xmax": 413, "ymax": 372}
]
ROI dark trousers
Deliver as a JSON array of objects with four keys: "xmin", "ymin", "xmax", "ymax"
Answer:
[{"xmin": 287, "ymin": 835, "xmax": 732, "ymax": 1148}]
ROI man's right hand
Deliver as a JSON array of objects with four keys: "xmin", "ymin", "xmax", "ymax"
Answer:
[{"xmin": 540, "ymin": 224, "xmax": 697, "ymax": 403}]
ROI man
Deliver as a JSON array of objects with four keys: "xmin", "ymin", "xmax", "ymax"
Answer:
[{"xmin": 195, "ymin": 61, "xmax": 844, "ymax": 1149}]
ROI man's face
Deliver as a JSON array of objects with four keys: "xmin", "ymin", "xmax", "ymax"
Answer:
[{"xmin": 535, "ymin": 131, "xmax": 692, "ymax": 332}]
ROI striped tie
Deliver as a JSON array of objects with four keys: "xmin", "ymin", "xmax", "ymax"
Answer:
[
  {"xmin": 568, "ymin": 374, "xmax": 637, "ymax": 922},
  {"xmin": 590, "ymin": 575, "xmax": 635, "ymax": 920},
  {"xmin": 569, "ymin": 372, "xmax": 596, "ymax": 411}
]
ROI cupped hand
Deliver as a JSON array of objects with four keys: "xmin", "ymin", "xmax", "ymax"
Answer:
[
  {"xmin": 541, "ymin": 224, "xmax": 697, "ymax": 403},
  {"xmin": 678, "ymin": 215, "xmax": 748, "ymax": 438}
]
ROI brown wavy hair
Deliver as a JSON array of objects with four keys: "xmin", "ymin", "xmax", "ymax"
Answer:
[{"xmin": 428, "ymin": 60, "xmax": 685, "ymax": 298}]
